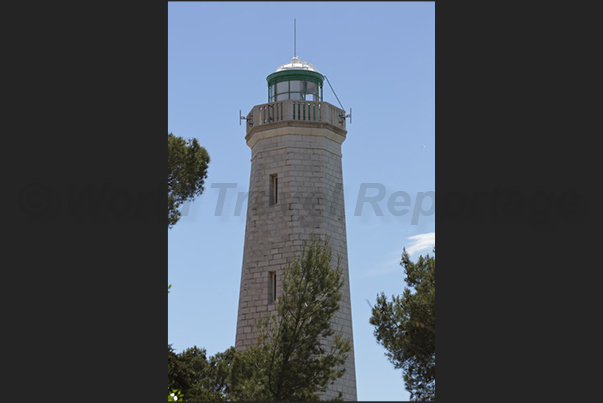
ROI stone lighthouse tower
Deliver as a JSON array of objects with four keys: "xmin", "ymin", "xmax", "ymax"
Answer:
[{"xmin": 235, "ymin": 55, "xmax": 357, "ymax": 400}]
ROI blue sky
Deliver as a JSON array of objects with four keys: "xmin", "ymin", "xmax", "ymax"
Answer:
[{"xmin": 168, "ymin": 2, "xmax": 434, "ymax": 401}]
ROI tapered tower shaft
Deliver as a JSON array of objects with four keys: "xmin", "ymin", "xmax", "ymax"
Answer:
[{"xmin": 236, "ymin": 57, "xmax": 357, "ymax": 400}]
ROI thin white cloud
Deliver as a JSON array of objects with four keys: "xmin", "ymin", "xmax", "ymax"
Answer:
[
  {"xmin": 352, "ymin": 233, "xmax": 435, "ymax": 280},
  {"xmin": 406, "ymin": 232, "xmax": 435, "ymax": 256}
]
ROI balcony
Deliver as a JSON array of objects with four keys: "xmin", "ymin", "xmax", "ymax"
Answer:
[{"xmin": 245, "ymin": 100, "xmax": 346, "ymax": 135}]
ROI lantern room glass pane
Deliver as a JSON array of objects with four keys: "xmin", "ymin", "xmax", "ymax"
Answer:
[
  {"xmin": 290, "ymin": 81, "xmax": 301, "ymax": 92},
  {"xmin": 276, "ymin": 81, "xmax": 288, "ymax": 94},
  {"xmin": 290, "ymin": 92, "xmax": 302, "ymax": 100},
  {"xmin": 276, "ymin": 93, "xmax": 288, "ymax": 101},
  {"xmin": 306, "ymin": 82, "xmax": 317, "ymax": 96}
]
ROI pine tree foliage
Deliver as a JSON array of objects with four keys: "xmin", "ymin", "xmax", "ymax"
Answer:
[
  {"xmin": 230, "ymin": 238, "xmax": 351, "ymax": 401},
  {"xmin": 167, "ymin": 239, "xmax": 351, "ymax": 401},
  {"xmin": 167, "ymin": 344, "xmax": 236, "ymax": 401},
  {"xmin": 167, "ymin": 132, "xmax": 210, "ymax": 228},
  {"xmin": 370, "ymin": 247, "xmax": 435, "ymax": 401}
]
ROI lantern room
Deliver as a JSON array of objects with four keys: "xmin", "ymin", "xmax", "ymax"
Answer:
[{"xmin": 266, "ymin": 56, "xmax": 324, "ymax": 103}]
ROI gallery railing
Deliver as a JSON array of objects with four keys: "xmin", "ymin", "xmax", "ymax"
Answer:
[{"xmin": 245, "ymin": 100, "xmax": 346, "ymax": 134}]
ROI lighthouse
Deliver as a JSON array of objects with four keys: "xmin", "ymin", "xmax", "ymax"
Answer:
[{"xmin": 235, "ymin": 55, "xmax": 357, "ymax": 400}]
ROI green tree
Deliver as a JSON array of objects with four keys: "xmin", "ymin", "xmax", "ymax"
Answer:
[
  {"xmin": 167, "ymin": 240, "xmax": 351, "ymax": 401},
  {"xmin": 370, "ymin": 247, "xmax": 435, "ymax": 401},
  {"xmin": 168, "ymin": 132, "xmax": 210, "ymax": 229},
  {"xmin": 168, "ymin": 344, "xmax": 237, "ymax": 401},
  {"xmin": 167, "ymin": 134, "xmax": 211, "ymax": 400},
  {"xmin": 230, "ymin": 238, "xmax": 351, "ymax": 401}
]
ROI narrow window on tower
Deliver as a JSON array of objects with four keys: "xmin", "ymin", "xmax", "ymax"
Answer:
[
  {"xmin": 269, "ymin": 174, "xmax": 278, "ymax": 206},
  {"xmin": 268, "ymin": 271, "xmax": 277, "ymax": 303}
]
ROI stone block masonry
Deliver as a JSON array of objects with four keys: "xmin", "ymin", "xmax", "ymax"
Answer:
[{"xmin": 236, "ymin": 113, "xmax": 357, "ymax": 400}]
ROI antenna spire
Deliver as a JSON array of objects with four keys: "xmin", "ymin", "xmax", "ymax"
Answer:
[{"xmin": 294, "ymin": 18, "xmax": 296, "ymax": 57}]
